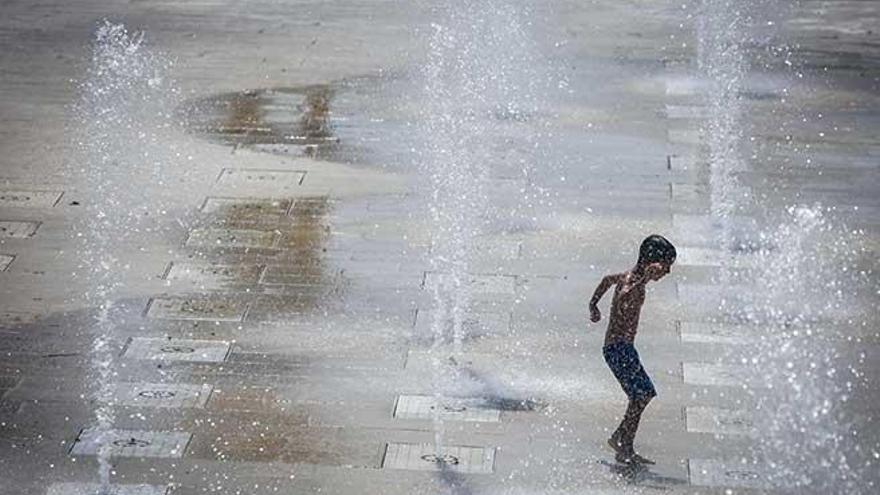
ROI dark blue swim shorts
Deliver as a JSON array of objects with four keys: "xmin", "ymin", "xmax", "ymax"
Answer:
[{"xmin": 603, "ymin": 342, "xmax": 657, "ymax": 400}]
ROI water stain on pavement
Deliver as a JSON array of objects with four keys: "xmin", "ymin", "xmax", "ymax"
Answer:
[{"xmin": 182, "ymin": 85, "xmax": 339, "ymax": 154}]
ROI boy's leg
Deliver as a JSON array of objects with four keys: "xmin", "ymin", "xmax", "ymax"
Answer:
[{"xmin": 618, "ymin": 395, "xmax": 652, "ymax": 452}]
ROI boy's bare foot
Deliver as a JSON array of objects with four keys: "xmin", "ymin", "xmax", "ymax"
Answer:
[
  {"xmin": 614, "ymin": 451, "xmax": 655, "ymax": 465},
  {"xmin": 607, "ymin": 435, "xmax": 624, "ymax": 454}
]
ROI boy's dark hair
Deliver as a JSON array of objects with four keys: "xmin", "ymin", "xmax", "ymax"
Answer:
[{"xmin": 638, "ymin": 234, "xmax": 676, "ymax": 266}]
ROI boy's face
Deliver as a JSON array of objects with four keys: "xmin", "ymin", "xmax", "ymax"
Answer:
[{"xmin": 646, "ymin": 261, "xmax": 672, "ymax": 281}]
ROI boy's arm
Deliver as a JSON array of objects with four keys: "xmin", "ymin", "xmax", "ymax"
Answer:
[{"xmin": 589, "ymin": 273, "xmax": 620, "ymax": 322}]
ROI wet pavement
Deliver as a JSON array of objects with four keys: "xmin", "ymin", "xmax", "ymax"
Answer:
[{"xmin": 1, "ymin": 1, "xmax": 879, "ymax": 494}]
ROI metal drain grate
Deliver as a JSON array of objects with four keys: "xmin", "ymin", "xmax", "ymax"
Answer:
[
  {"xmin": 394, "ymin": 395, "xmax": 501, "ymax": 422},
  {"xmin": 164, "ymin": 262, "xmax": 263, "ymax": 285},
  {"xmin": 71, "ymin": 428, "xmax": 191, "ymax": 458},
  {"xmin": 112, "ymin": 383, "xmax": 213, "ymax": 408},
  {"xmin": 201, "ymin": 196, "xmax": 293, "ymax": 216},
  {"xmin": 0, "ymin": 221, "xmax": 39, "ymax": 238},
  {"xmin": 689, "ymin": 459, "xmax": 769, "ymax": 489},
  {"xmin": 46, "ymin": 483, "xmax": 169, "ymax": 495},
  {"xmin": 185, "ymin": 227, "xmax": 278, "ymax": 249},
  {"xmin": 216, "ymin": 168, "xmax": 305, "ymax": 188},
  {"xmin": 682, "ymin": 363, "xmax": 746, "ymax": 387},
  {"xmin": 123, "ymin": 338, "xmax": 230, "ymax": 363},
  {"xmin": 146, "ymin": 297, "xmax": 248, "ymax": 321},
  {"xmin": 383, "ymin": 443, "xmax": 495, "ymax": 473},
  {"xmin": 685, "ymin": 406, "xmax": 755, "ymax": 436}
]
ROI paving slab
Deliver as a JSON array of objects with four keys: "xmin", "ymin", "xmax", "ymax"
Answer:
[
  {"xmin": 109, "ymin": 382, "xmax": 213, "ymax": 408},
  {"xmin": 0, "ymin": 220, "xmax": 40, "ymax": 238},
  {"xmin": 122, "ymin": 338, "xmax": 230, "ymax": 363},
  {"xmin": 46, "ymin": 483, "xmax": 170, "ymax": 495},
  {"xmin": 0, "ymin": 253, "xmax": 14, "ymax": 271},
  {"xmin": 423, "ymin": 272, "xmax": 517, "ymax": 295},
  {"xmin": 688, "ymin": 458, "xmax": 771, "ymax": 489},
  {"xmin": 145, "ymin": 297, "xmax": 249, "ymax": 321},
  {"xmin": 382, "ymin": 442, "xmax": 496, "ymax": 474},
  {"xmin": 163, "ymin": 262, "xmax": 264, "ymax": 286},
  {"xmin": 393, "ymin": 395, "xmax": 502, "ymax": 422},
  {"xmin": 0, "ymin": 189, "xmax": 63, "ymax": 208},
  {"xmin": 679, "ymin": 321, "xmax": 759, "ymax": 345},
  {"xmin": 682, "ymin": 362, "xmax": 749, "ymax": 387},
  {"xmin": 184, "ymin": 227, "xmax": 279, "ymax": 249},
  {"xmin": 70, "ymin": 428, "xmax": 192, "ymax": 458},
  {"xmin": 685, "ymin": 406, "xmax": 756, "ymax": 436},
  {"xmin": 0, "ymin": 310, "xmax": 40, "ymax": 330}
]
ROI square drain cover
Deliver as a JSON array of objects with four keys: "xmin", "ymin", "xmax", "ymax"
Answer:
[
  {"xmin": 112, "ymin": 383, "xmax": 213, "ymax": 408},
  {"xmin": 0, "ymin": 254, "xmax": 13, "ymax": 271},
  {"xmin": 123, "ymin": 338, "xmax": 229, "ymax": 363},
  {"xmin": 185, "ymin": 227, "xmax": 278, "ymax": 249},
  {"xmin": 685, "ymin": 406, "xmax": 755, "ymax": 436},
  {"xmin": 260, "ymin": 264, "xmax": 327, "ymax": 285},
  {"xmin": 0, "ymin": 190, "xmax": 62, "ymax": 208},
  {"xmin": 201, "ymin": 196, "xmax": 292, "ymax": 216},
  {"xmin": 0, "ymin": 221, "xmax": 39, "ymax": 238},
  {"xmin": 146, "ymin": 297, "xmax": 248, "ymax": 321},
  {"xmin": 394, "ymin": 395, "xmax": 501, "ymax": 422},
  {"xmin": 679, "ymin": 322, "xmax": 753, "ymax": 345},
  {"xmin": 424, "ymin": 272, "xmax": 516, "ymax": 295},
  {"xmin": 383, "ymin": 443, "xmax": 495, "ymax": 474},
  {"xmin": 682, "ymin": 362, "xmax": 745, "ymax": 387},
  {"xmin": 71, "ymin": 428, "xmax": 191, "ymax": 458},
  {"xmin": 164, "ymin": 262, "xmax": 263, "ymax": 285},
  {"xmin": 46, "ymin": 483, "xmax": 169, "ymax": 495},
  {"xmin": 689, "ymin": 459, "xmax": 769, "ymax": 489},
  {"xmin": 216, "ymin": 168, "xmax": 305, "ymax": 188}
]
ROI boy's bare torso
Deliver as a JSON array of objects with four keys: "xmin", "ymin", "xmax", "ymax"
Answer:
[{"xmin": 599, "ymin": 271, "xmax": 647, "ymax": 346}]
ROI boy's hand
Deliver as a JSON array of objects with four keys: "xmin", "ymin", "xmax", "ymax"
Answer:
[{"xmin": 589, "ymin": 305, "xmax": 601, "ymax": 323}]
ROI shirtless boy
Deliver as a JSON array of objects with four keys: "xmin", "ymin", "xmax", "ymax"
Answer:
[{"xmin": 589, "ymin": 234, "xmax": 676, "ymax": 464}]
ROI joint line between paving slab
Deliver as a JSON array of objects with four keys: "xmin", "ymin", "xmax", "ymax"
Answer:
[
  {"xmin": 119, "ymin": 336, "xmax": 135, "ymax": 358},
  {"xmin": 160, "ymin": 262, "xmax": 174, "ymax": 280},
  {"xmin": 379, "ymin": 442, "xmax": 390, "ymax": 469},
  {"xmin": 142, "ymin": 298, "xmax": 157, "ymax": 318},
  {"xmin": 68, "ymin": 427, "xmax": 85, "ymax": 455}
]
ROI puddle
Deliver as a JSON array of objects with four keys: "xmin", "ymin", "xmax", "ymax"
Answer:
[{"xmin": 182, "ymin": 85, "xmax": 339, "ymax": 154}]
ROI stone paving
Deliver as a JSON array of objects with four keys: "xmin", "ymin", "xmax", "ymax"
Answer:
[{"xmin": 1, "ymin": 1, "xmax": 878, "ymax": 494}]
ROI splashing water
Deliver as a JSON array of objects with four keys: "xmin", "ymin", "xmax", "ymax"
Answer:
[
  {"xmin": 697, "ymin": 2, "xmax": 877, "ymax": 492},
  {"xmin": 416, "ymin": 0, "xmax": 542, "ymax": 457},
  {"xmin": 697, "ymin": 0, "xmax": 750, "ymax": 275},
  {"xmin": 71, "ymin": 20, "xmax": 177, "ymax": 491},
  {"xmin": 744, "ymin": 206, "xmax": 876, "ymax": 493}
]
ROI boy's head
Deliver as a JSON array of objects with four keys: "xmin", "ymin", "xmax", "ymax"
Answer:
[{"xmin": 637, "ymin": 234, "xmax": 676, "ymax": 280}]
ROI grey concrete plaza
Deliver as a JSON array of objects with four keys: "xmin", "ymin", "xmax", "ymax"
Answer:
[{"xmin": 1, "ymin": 1, "xmax": 878, "ymax": 494}]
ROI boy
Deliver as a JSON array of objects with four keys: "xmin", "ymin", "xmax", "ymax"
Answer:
[{"xmin": 589, "ymin": 234, "xmax": 676, "ymax": 465}]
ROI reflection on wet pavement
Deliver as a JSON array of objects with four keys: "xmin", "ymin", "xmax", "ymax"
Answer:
[{"xmin": 183, "ymin": 85, "xmax": 339, "ymax": 154}]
